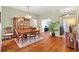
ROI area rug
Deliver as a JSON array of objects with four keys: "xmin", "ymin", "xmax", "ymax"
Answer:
[{"xmin": 15, "ymin": 35, "xmax": 44, "ymax": 48}]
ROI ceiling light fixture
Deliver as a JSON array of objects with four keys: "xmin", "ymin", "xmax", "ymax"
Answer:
[
  {"xmin": 60, "ymin": 7, "xmax": 76, "ymax": 13},
  {"xmin": 25, "ymin": 6, "xmax": 32, "ymax": 19}
]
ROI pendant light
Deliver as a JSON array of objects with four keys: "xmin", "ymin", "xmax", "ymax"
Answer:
[{"xmin": 26, "ymin": 6, "xmax": 32, "ymax": 19}]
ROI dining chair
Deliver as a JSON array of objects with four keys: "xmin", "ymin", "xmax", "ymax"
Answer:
[
  {"xmin": 65, "ymin": 32, "xmax": 78, "ymax": 50},
  {"xmin": 4, "ymin": 27, "xmax": 13, "ymax": 40},
  {"xmin": 14, "ymin": 29, "xmax": 24, "ymax": 44},
  {"xmin": 27, "ymin": 32, "xmax": 36, "ymax": 42}
]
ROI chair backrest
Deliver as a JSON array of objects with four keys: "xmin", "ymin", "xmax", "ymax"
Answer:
[
  {"xmin": 4, "ymin": 27, "xmax": 12, "ymax": 34},
  {"xmin": 14, "ymin": 29, "xmax": 19, "ymax": 37},
  {"xmin": 29, "ymin": 30, "xmax": 39, "ymax": 36}
]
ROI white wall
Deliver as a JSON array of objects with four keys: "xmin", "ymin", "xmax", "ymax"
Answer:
[
  {"xmin": 0, "ymin": 6, "xmax": 1, "ymax": 12},
  {"xmin": 38, "ymin": 9, "xmax": 61, "ymax": 35},
  {"xmin": 39, "ymin": 9, "xmax": 61, "ymax": 21},
  {"xmin": 0, "ymin": 6, "xmax": 1, "ymax": 41},
  {"xmin": 0, "ymin": 6, "xmax": 1, "ymax": 52}
]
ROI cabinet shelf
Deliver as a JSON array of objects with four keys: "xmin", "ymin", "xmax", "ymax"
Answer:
[{"xmin": 13, "ymin": 17, "xmax": 30, "ymax": 29}]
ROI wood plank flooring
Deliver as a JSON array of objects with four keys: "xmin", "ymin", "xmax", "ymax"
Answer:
[{"xmin": 1, "ymin": 32, "xmax": 79, "ymax": 52}]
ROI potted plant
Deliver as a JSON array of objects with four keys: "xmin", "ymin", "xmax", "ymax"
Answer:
[{"xmin": 48, "ymin": 21, "xmax": 59, "ymax": 36}]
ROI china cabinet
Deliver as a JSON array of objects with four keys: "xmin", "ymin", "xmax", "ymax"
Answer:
[{"xmin": 13, "ymin": 17, "xmax": 30, "ymax": 29}]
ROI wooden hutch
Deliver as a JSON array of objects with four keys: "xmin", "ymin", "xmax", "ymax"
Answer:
[{"xmin": 13, "ymin": 17, "xmax": 30, "ymax": 29}]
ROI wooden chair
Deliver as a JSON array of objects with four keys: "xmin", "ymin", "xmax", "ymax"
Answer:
[
  {"xmin": 14, "ymin": 29, "xmax": 24, "ymax": 44},
  {"xmin": 33, "ymin": 30, "xmax": 40, "ymax": 38},
  {"xmin": 27, "ymin": 30, "xmax": 40, "ymax": 41},
  {"xmin": 65, "ymin": 32, "xmax": 78, "ymax": 50},
  {"xmin": 27, "ymin": 32, "xmax": 36, "ymax": 42},
  {"xmin": 4, "ymin": 27, "xmax": 13, "ymax": 40},
  {"xmin": 32, "ymin": 28, "xmax": 40, "ymax": 37}
]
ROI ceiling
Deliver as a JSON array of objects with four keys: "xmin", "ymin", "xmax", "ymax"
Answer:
[{"xmin": 9, "ymin": 6, "xmax": 76, "ymax": 15}]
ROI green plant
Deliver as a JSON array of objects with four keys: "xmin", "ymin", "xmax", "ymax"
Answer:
[{"xmin": 48, "ymin": 21, "xmax": 59, "ymax": 32}]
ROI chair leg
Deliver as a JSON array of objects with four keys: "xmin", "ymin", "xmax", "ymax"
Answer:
[
  {"xmin": 22, "ymin": 38, "xmax": 24, "ymax": 44},
  {"xmin": 30, "ymin": 37, "xmax": 32, "ymax": 41},
  {"xmin": 34, "ymin": 36, "xmax": 36, "ymax": 40},
  {"xmin": 17, "ymin": 38, "xmax": 19, "ymax": 43},
  {"xmin": 29, "ymin": 37, "xmax": 31, "ymax": 42}
]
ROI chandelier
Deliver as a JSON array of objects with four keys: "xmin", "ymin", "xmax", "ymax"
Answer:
[{"xmin": 25, "ymin": 6, "xmax": 32, "ymax": 19}]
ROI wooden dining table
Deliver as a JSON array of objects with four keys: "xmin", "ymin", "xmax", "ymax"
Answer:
[
  {"xmin": 16, "ymin": 28, "xmax": 40, "ymax": 34},
  {"xmin": 15, "ymin": 28, "xmax": 40, "ymax": 43}
]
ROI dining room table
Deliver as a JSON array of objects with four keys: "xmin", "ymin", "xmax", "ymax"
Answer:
[
  {"xmin": 16, "ymin": 28, "xmax": 40, "ymax": 34},
  {"xmin": 16, "ymin": 28, "xmax": 40, "ymax": 39},
  {"xmin": 15, "ymin": 28, "xmax": 40, "ymax": 43}
]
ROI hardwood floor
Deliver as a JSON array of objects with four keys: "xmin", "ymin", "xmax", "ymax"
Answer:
[{"xmin": 1, "ymin": 32, "xmax": 79, "ymax": 52}]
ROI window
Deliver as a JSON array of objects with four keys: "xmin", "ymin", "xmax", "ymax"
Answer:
[{"xmin": 30, "ymin": 19, "xmax": 37, "ymax": 27}]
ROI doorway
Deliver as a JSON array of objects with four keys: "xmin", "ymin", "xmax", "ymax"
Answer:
[{"xmin": 41, "ymin": 19, "xmax": 50, "ymax": 32}]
